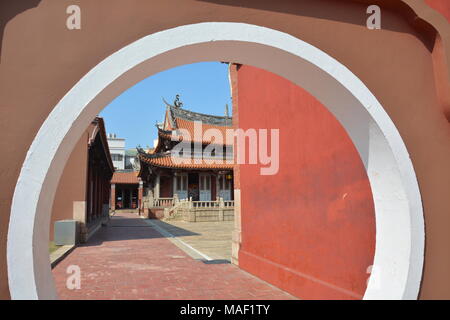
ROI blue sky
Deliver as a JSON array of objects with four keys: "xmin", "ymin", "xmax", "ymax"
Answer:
[{"xmin": 100, "ymin": 62, "xmax": 231, "ymax": 149}]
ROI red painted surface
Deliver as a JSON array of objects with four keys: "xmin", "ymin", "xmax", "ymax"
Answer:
[
  {"xmin": 236, "ymin": 66, "xmax": 376, "ymax": 300},
  {"xmin": 426, "ymin": 0, "xmax": 450, "ymax": 22}
]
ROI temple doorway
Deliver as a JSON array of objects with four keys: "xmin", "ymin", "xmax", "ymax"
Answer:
[
  {"xmin": 115, "ymin": 185, "xmax": 139, "ymax": 209},
  {"xmin": 188, "ymin": 173, "xmax": 199, "ymax": 201}
]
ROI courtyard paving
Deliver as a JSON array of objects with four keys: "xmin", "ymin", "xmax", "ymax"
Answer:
[
  {"xmin": 52, "ymin": 212, "xmax": 296, "ymax": 300},
  {"xmin": 147, "ymin": 219, "xmax": 234, "ymax": 261}
]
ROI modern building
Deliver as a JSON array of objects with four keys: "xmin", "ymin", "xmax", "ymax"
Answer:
[
  {"xmin": 107, "ymin": 133, "xmax": 125, "ymax": 170},
  {"xmin": 125, "ymin": 149, "xmax": 138, "ymax": 169}
]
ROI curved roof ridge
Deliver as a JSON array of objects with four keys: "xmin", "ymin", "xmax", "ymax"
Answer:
[
  {"xmin": 172, "ymin": 105, "xmax": 231, "ymax": 120},
  {"xmin": 162, "ymin": 97, "xmax": 232, "ymax": 127},
  {"xmin": 171, "ymin": 106, "xmax": 232, "ymax": 126}
]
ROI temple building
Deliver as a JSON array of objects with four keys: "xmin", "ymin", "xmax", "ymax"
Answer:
[
  {"xmin": 135, "ymin": 96, "xmax": 235, "ymax": 220},
  {"xmin": 107, "ymin": 135, "xmax": 144, "ymax": 213},
  {"xmin": 110, "ymin": 171, "xmax": 142, "ymax": 211}
]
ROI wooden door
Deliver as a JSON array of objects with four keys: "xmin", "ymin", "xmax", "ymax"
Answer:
[{"xmin": 199, "ymin": 174, "xmax": 211, "ymax": 201}]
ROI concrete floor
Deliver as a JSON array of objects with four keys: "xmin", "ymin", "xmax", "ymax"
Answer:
[{"xmin": 147, "ymin": 219, "xmax": 234, "ymax": 261}]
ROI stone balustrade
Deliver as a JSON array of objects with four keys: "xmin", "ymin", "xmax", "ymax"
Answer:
[
  {"xmin": 152, "ymin": 197, "xmax": 174, "ymax": 207},
  {"xmin": 162, "ymin": 197, "xmax": 234, "ymax": 222}
]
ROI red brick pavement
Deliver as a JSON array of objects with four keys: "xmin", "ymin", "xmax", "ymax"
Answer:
[{"xmin": 52, "ymin": 212, "xmax": 296, "ymax": 300}]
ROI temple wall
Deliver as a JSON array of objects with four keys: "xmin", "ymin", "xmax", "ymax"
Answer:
[
  {"xmin": 426, "ymin": 0, "xmax": 450, "ymax": 22},
  {"xmin": 234, "ymin": 65, "xmax": 376, "ymax": 299},
  {"xmin": 49, "ymin": 131, "xmax": 89, "ymax": 241}
]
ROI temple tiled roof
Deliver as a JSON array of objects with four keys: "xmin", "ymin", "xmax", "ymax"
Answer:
[
  {"xmin": 111, "ymin": 171, "xmax": 140, "ymax": 184},
  {"xmin": 158, "ymin": 119, "xmax": 232, "ymax": 145},
  {"xmin": 160, "ymin": 99, "xmax": 232, "ymax": 145},
  {"xmin": 168, "ymin": 103, "xmax": 232, "ymax": 127},
  {"xmin": 139, "ymin": 152, "xmax": 234, "ymax": 170},
  {"xmin": 139, "ymin": 98, "xmax": 234, "ymax": 172}
]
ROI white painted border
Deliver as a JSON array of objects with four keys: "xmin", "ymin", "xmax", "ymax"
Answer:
[{"xmin": 7, "ymin": 22, "xmax": 424, "ymax": 299}]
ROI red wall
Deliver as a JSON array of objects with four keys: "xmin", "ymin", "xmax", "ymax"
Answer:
[
  {"xmin": 426, "ymin": 0, "xmax": 450, "ymax": 23},
  {"xmin": 236, "ymin": 66, "xmax": 375, "ymax": 300}
]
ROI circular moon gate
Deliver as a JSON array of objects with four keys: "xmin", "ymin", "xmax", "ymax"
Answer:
[{"xmin": 7, "ymin": 22, "xmax": 424, "ymax": 299}]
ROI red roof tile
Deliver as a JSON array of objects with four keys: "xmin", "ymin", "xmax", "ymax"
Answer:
[
  {"xmin": 160, "ymin": 118, "xmax": 233, "ymax": 145},
  {"xmin": 111, "ymin": 171, "xmax": 139, "ymax": 184},
  {"xmin": 140, "ymin": 154, "xmax": 234, "ymax": 170}
]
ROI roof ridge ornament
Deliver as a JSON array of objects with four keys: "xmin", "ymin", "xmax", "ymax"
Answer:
[
  {"xmin": 225, "ymin": 104, "xmax": 229, "ymax": 118},
  {"xmin": 136, "ymin": 146, "xmax": 146, "ymax": 154},
  {"xmin": 174, "ymin": 94, "xmax": 183, "ymax": 108}
]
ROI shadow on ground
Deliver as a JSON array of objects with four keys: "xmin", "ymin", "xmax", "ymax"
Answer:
[{"xmin": 82, "ymin": 215, "xmax": 199, "ymax": 247}]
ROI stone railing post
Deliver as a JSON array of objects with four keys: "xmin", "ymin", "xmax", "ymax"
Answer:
[
  {"xmin": 187, "ymin": 197, "xmax": 195, "ymax": 222},
  {"xmin": 219, "ymin": 197, "xmax": 224, "ymax": 221},
  {"xmin": 148, "ymin": 195, "xmax": 154, "ymax": 208}
]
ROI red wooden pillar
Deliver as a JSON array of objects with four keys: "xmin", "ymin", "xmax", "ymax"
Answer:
[
  {"xmin": 92, "ymin": 169, "xmax": 96, "ymax": 219},
  {"xmin": 97, "ymin": 173, "xmax": 100, "ymax": 215},
  {"xmin": 111, "ymin": 183, "xmax": 116, "ymax": 210},
  {"xmin": 96, "ymin": 170, "xmax": 101, "ymax": 218},
  {"xmin": 138, "ymin": 180, "xmax": 143, "ymax": 215},
  {"xmin": 97, "ymin": 172, "xmax": 101, "ymax": 218},
  {"xmin": 87, "ymin": 163, "xmax": 93, "ymax": 223},
  {"xmin": 92, "ymin": 170, "xmax": 96, "ymax": 220},
  {"xmin": 103, "ymin": 178, "xmax": 109, "ymax": 213},
  {"xmin": 92, "ymin": 168, "xmax": 98, "ymax": 220}
]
